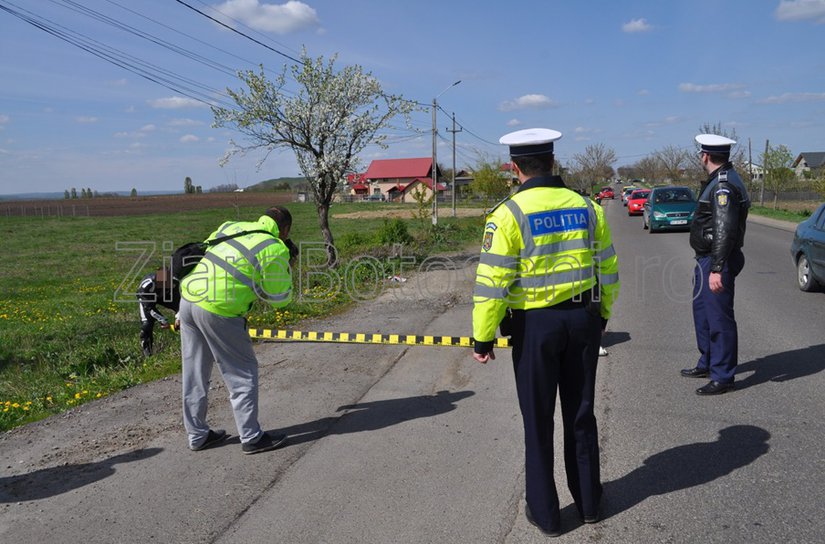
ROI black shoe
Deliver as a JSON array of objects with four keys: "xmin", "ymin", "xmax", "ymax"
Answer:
[
  {"xmin": 582, "ymin": 511, "xmax": 600, "ymax": 524},
  {"xmin": 696, "ymin": 381, "xmax": 735, "ymax": 396},
  {"xmin": 242, "ymin": 431, "xmax": 287, "ymax": 455},
  {"xmin": 680, "ymin": 367, "xmax": 709, "ymax": 378},
  {"xmin": 191, "ymin": 429, "xmax": 227, "ymax": 451},
  {"xmin": 525, "ymin": 504, "xmax": 561, "ymax": 537}
]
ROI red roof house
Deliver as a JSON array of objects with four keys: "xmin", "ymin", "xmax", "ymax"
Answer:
[
  {"xmin": 397, "ymin": 177, "xmax": 447, "ymax": 203},
  {"xmin": 364, "ymin": 158, "xmax": 443, "ymax": 200}
]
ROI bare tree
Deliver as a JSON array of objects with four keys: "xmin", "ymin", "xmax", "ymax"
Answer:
[
  {"xmin": 213, "ymin": 50, "xmax": 415, "ymax": 266},
  {"xmin": 654, "ymin": 145, "xmax": 688, "ymax": 183},
  {"xmin": 571, "ymin": 143, "xmax": 617, "ymax": 194},
  {"xmin": 635, "ymin": 156, "xmax": 662, "ymax": 185}
]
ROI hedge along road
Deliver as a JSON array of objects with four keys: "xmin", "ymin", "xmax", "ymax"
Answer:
[{"xmin": 1, "ymin": 199, "xmax": 824, "ymax": 543}]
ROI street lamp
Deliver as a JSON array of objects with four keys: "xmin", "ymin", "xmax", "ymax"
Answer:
[{"xmin": 432, "ymin": 80, "xmax": 461, "ymax": 225}]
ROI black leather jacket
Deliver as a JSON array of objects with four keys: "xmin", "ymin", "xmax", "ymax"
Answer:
[{"xmin": 689, "ymin": 163, "xmax": 750, "ymax": 272}]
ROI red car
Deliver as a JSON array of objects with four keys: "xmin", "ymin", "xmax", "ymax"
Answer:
[
  {"xmin": 598, "ymin": 187, "xmax": 615, "ymax": 200},
  {"xmin": 627, "ymin": 188, "xmax": 651, "ymax": 216}
]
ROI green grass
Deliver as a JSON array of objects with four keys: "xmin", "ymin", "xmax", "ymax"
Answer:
[
  {"xmin": 0, "ymin": 202, "xmax": 486, "ymax": 431},
  {"xmin": 748, "ymin": 203, "xmax": 817, "ymax": 223}
]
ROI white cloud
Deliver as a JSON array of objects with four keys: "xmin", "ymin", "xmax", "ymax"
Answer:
[
  {"xmin": 506, "ymin": 118, "xmax": 522, "ymax": 127},
  {"xmin": 140, "ymin": 124, "xmax": 156, "ymax": 132},
  {"xmin": 622, "ymin": 18, "xmax": 652, "ymax": 33},
  {"xmin": 758, "ymin": 92, "xmax": 825, "ymax": 104},
  {"xmin": 637, "ymin": 89, "xmax": 650, "ymax": 96},
  {"xmin": 679, "ymin": 82, "xmax": 744, "ymax": 93},
  {"xmin": 168, "ymin": 118, "xmax": 203, "ymax": 127},
  {"xmin": 0, "ymin": 114, "xmax": 9, "ymax": 124},
  {"xmin": 180, "ymin": 134, "xmax": 200, "ymax": 143},
  {"xmin": 775, "ymin": 0, "xmax": 825, "ymax": 23},
  {"xmin": 148, "ymin": 97, "xmax": 206, "ymax": 109},
  {"xmin": 214, "ymin": 0, "xmax": 320, "ymax": 34},
  {"xmin": 108, "ymin": 78, "xmax": 128, "ymax": 87},
  {"xmin": 75, "ymin": 116, "xmax": 98, "ymax": 124},
  {"xmin": 499, "ymin": 94, "xmax": 557, "ymax": 111}
]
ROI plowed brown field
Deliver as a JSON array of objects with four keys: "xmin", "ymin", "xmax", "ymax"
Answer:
[{"xmin": 1, "ymin": 192, "xmax": 294, "ymax": 217}]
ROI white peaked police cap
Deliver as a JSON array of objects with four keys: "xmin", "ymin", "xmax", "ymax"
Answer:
[
  {"xmin": 695, "ymin": 133, "xmax": 736, "ymax": 154},
  {"xmin": 500, "ymin": 128, "xmax": 562, "ymax": 157}
]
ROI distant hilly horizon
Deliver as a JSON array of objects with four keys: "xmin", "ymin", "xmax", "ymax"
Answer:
[{"xmin": 0, "ymin": 177, "xmax": 308, "ymax": 201}]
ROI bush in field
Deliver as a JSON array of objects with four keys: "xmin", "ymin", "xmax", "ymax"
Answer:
[
  {"xmin": 336, "ymin": 231, "xmax": 372, "ymax": 254},
  {"xmin": 377, "ymin": 218, "xmax": 413, "ymax": 246}
]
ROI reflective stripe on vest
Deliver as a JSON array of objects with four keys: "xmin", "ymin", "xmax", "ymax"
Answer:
[{"xmin": 203, "ymin": 252, "xmax": 291, "ymax": 303}]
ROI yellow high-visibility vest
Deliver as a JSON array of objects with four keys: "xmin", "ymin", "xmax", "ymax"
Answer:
[
  {"xmin": 472, "ymin": 177, "xmax": 619, "ymax": 344},
  {"xmin": 181, "ymin": 215, "xmax": 292, "ymax": 317}
]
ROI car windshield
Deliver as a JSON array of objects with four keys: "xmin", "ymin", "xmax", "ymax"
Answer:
[
  {"xmin": 630, "ymin": 191, "xmax": 650, "ymax": 199},
  {"xmin": 653, "ymin": 188, "xmax": 694, "ymax": 203}
]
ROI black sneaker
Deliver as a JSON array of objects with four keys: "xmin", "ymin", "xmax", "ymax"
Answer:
[
  {"xmin": 191, "ymin": 429, "xmax": 228, "ymax": 451},
  {"xmin": 242, "ymin": 432, "xmax": 287, "ymax": 455}
]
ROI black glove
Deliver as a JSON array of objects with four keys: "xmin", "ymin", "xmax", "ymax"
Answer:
[{"xmin": 284, "ymin": 239, "xmax": 299, "ymax": 261}]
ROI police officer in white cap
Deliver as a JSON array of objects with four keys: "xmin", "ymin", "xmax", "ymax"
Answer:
[
  {"xmin": 471, "ymin": 128, "xmax": 620, "ymax": 536},
  {"xmin": 681, "ymin": 134, "xmax": 750, "ymax": 395}
]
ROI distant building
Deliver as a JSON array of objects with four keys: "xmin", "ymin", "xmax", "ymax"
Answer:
[
  {"xmin": 363, "ymin": 158, "xmax": 445, "ymax": 200},
  {"xmin": 792, "ymin": 152, "xmax": 825, "ymax": 178}
]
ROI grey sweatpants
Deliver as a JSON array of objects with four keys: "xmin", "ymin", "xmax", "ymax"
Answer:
[{"xmin": 179, "ymin": 298, "xmax": 263, "ymax": 448}]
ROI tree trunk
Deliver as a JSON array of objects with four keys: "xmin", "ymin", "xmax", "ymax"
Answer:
[{"xmin": 316, "ymin": 202, "xmax": 338, "ymax": 267}]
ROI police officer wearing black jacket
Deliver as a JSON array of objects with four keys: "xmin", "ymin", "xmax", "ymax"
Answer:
[{"xmin": 681, "ymin": 134, "xmax": 750, "ymax": 395}]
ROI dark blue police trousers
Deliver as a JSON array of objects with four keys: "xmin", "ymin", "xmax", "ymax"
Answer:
[
  {"xmin": 511, "ymin": 303, "xmax": 602, "ymax": 531},
  {"xmin": 692, "ymin": 249, "xmax": 745, "ymax": 384}
]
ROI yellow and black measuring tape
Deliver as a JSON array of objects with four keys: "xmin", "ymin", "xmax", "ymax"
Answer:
[
  {"xmin": 171, "ymin": 324, "xmax": 511, "ymax": 348},
  {"xmin": 248, "ymin": 328, "xmax": 512, "ymax": 348}
]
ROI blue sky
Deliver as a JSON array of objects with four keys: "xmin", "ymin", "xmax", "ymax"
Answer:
[{"xmin": 1, "ymin": 0, "xmax": 824, "ymax": 196}]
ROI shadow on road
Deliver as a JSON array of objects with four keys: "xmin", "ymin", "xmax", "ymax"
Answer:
[
  {"xmin": 599, "ymin": 425, "xmax": 770, "ymax": 521},
  {"xmin": 736, "ymin": 343, "xmax": 825, "ymax": 390},
  {"xmin": 274, "ymin": 390, "xmax": 475, "ymax": 447},
  {"xmin": 602, "ymin": 331, "xmax": 631, "ymax": 348},
  {"xmin": 0, "ymin": 447, "xmax": 163, "ymax": 503}
]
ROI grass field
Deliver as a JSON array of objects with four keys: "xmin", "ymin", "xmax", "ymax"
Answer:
[{"xmin": 0, "ymin": 197, "xmax": 486, "ymax": 431}]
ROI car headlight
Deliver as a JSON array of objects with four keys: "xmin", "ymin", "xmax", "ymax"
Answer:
[{"xmin": 653, "ymin": 211, "xmax": 666, "ymax": 219}]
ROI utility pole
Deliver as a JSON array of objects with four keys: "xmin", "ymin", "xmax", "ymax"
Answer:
[
  {"xmin": 431, "ymin": 80, "xmax": 461, "ymax": 226},
  {"xmin": 431, "ymin": 98, "xmax": 438, "ymax": 225},
  {"xmin": 761, "ymin": 139, "xmax": 768, "ymax": 206},
  {"xmin": 447, "ymin": 112, "xmax": 462, "ymax": 217}
]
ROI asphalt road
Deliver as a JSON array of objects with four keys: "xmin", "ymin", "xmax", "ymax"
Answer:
[{"xmin": 1, "ymin": 199, "xmax": 823, "ymax": 543}]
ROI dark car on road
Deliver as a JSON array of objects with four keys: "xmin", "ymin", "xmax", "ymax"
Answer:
[
  {"xmin": 790, "ymin": 202, "xmax": 825, "ymax": 291},
  {"xmin": 642, "ymin": 186, "xmax": 696, "ymax": 233}
]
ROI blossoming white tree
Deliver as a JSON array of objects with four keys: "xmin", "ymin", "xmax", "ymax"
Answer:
[{"xmin": 212, "ymin": 50, "xmax": 415, "ymax": 266}]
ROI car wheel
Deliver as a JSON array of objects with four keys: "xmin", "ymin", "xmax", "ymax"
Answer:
[{"xmin": 797, "ymin": 253, "xmax": 820, "ymax": 292}]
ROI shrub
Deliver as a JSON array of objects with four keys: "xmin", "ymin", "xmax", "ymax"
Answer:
[{"xmin": 377, "ymin": 218, "xmax": 413, "ymax": 246}]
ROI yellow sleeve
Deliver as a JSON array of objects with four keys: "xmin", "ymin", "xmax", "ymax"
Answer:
[
  {"xmin": 592, "ymin": 205, "xmax": 620, "ymax": 319},
  {"xmin": 472, "ymin": 206, "xmax": 520, "ymax": 344}
]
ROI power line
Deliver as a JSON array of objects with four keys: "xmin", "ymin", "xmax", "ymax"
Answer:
[
  {"xmin": 174, "ymin": 0, "xmax": 302, "ymax": 64},
  {"xmin": 0, "ymin": 0, "xmax": 234, "ymax": 108}
]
